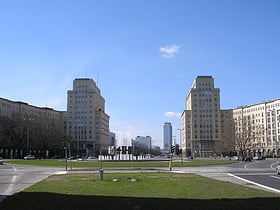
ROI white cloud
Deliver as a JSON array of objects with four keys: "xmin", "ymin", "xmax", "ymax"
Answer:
[
  {"xmin": 164, "ymin": 111, "xmax": 181, "ymax": 118},
  {"xmin": 159, "ymin": 44, "xmax": 181, "ymax": 58}
]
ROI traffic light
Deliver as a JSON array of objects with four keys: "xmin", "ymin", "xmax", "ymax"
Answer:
[
  {"xmin": 122, "ymin": 146, "xmax": 127, "ymax": 154},
  {"xmin": 127, "ymin": 146, "xmax": 132, "ymax": 154},
  {"xmin": 171, "ymin": 146, "xmax": 175, "ymax": 153}
]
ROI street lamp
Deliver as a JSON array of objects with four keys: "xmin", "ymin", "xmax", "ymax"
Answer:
[
  {"xmin": 77, "ymin": 124, "xmax": 85, "ymax": 158},
  {"xmin": 24, "ymin": 118, "xmax": 33, "ymax": 155},
  {"xmin": 268, "ymin": 109, "xmax": 279, "ymax": 158},
  {"xmin": 187, "ymin": 122, "xmax": 195, "ymax": 158},
  {"xmin": 178, "ymin": 128, "xmax": 183, "ymax": 165}
]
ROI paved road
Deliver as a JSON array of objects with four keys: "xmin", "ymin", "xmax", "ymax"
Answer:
[
  {"xmin": 1, "ymin": 159, "xmax": 279, "ymax": 202},
  {"xmin": 231, "ymin": 172, "xmax": 280, "ymax": 191},
  {"xmin": 228, "ymin": 159, "xmax": 280, "ymax": 193},
  {"xmin": 172, "ymin": 159, "xmax": 280, "ymax": 193},
  {"xmin": 0, "ymin": 163, "xmax": 65, "ymax": 202}
]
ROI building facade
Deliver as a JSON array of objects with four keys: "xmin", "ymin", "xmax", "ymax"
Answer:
[
  {"xmin": 135, "ymin": 136, "xmax": 152, "ymax": 150},
  {"xmin": 0, "ymin": 97, "xmax": 66, "ymax": 158},
  {"xmin": 163, "ymin": 122, "xmax": 172, "ymax": 152},
  {"xmin": 181, "ymin": 76, "xmax": 222, "ymax": 157},
  {"xmin": 66, "ymin": 78, "xmax": 110, "ymax": 158},
  {"xmin": 232, "ymin": 99, "xmax": 280, "ymax": 157},
  {"xmin": 220, "ymin": 109, "xmax": 235, "ymax": 154},
  {"xmin": 181, "ymin": 76, "xmax": 280, "ymax": 158}
]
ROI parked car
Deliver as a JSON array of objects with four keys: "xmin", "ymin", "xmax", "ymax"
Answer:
[
  {"xmin": 0, "ymin": 157, "xmax": 3, "ymax": 165},
  {"xmin": 24, "ymin": 155, "xmax": 35, "ymax": 160},
  {"xmin": 86, "ymin": 156, "xmax": 95, "ymax": 161},
  {"xmin": 276, "ymin": 165, "xmax": 280, "ymax": 175},
  {"xmin": 244, "ymin": 156, "xmax": 252, "ymax": 162},
  {"xmin": 253, "ymin": 155, "xmax": 264, "ymax": 160},
  {"xmin": 232, "ymin": 156, "xmax": 239, "ymax": 161}
]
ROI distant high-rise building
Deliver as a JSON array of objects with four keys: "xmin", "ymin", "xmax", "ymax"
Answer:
[
  {"xmin": 163, "ymin": 122, "xmax": 172, "ymax": 152},
  {"xmin": 135, "ymin": 136, "xmax": 152, "ymax": 150},
  {"xmin": 182, "ymin": 76, "xmax": 221, "ymax": 157},
  {"xmin": 66, "ymin": 78, "xmax": 110, "ymax": 157}
]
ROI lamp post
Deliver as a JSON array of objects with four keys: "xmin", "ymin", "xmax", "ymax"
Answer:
[
  {"xmin": 77, "ymin": 125, "xmax": 80, "ymax": 157},
  {"xmin": 189, "ymin": 122, "xmax": 195, "ymax": 158},
  {"xmin": 77, "ymin": 124, "xmax": 84, "ymax": 158},
  {"xmin": 24, "ymin": 118, "xmax": 33, "ymax": 155},
  {"xmin": 26, "ymin": 124, "xmax": 29, "ymax": 155},
  {"xmin": 172, "ymin": 135, "xmax": 177, "ymax": 155},
  {"xmin": 277, "ymin": 111, "xmax": 279, "ymax": 158},
  {"xmin": 178, "ymin": 128, "xmax": 183, "ymax": 165},
  {"xmin": 268, "ymin": 109, "xmax": 279, "ymax": 158},
  {"xmin": 274, "ymin": 110, "xmax": 279, "ymax": 158}
]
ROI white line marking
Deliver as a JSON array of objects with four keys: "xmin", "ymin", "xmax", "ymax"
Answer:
[
  {"xmin": 10, "ymin": 175, "xmax": 17, "ymax": 183},
  {"xmin": 270, "ymin": 161, "xmax": 279, "ymax": 169},
  {"xmin": 9, "ymin": 165, "xmax": 18, "ymax": 183},
  {"xmin": 3, "ymin": 166, "xmax": 18, "ymax": 195},
  {"xmin": 228, "ymin": 173, "xmax": 280, "ymax": 193},
  {"xmin": 55, "ymin": 171, "xmax": 68, "ymax": 175},
  {"xmin": 172, "ymin": 170, "xmax": 186, "ymax": 173},
  {"xmin": 271, "ymin": 175, "xmax": 280, "ymax": 180}
]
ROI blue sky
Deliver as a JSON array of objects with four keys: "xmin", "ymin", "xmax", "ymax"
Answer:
[{"xmin": 0, "ymin": 0, "xmax": 280, "ymax": 147}]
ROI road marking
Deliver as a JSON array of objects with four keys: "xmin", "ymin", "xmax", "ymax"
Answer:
[
  {"xmin": 10, "ymin": 175, "xmax": 17, "ymax": 183},
  {"xmin": 270, "ymin": 161, "xmax": 279, "ymax": 169},
  {"xmin": 244, "ymin": 162, "xmax": 256, "ymax": 169},
  {"xmin": 172, "ymin": 170, "xmax": 186, "ymax": 174},
  {"xmin": 3, "ymin": 166, "xmax": 19, "ymax": 196},
  {"xmin": 55, "ymin": 171, "xmax": 68, "ymax": 175},
  {"xmin": 271, "ymin": 175, "xmax": 280, "ymax": 180},
  {"xmin": 228, "ymin": 173, "xmax": 280, "ymax": 194}
]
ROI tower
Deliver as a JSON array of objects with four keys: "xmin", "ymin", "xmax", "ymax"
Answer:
[
  {"xmin": 163, "ymin": 122, "xmax": 172, "ymax": 152},
  {"xmin": 66, "ymin": 78, "xmax": 110, "ymax": 157},
  {"xmin": 182, "ymin": 76, "xmax": 221, "ymax": 157}
]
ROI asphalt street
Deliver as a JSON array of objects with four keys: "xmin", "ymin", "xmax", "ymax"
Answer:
[
  {"xmin": 228, "ymin": 159, "xmax": 280, "ymax": 193},
  {"xmin": 0, "ymin": 163, "xmax": 65, "ymax": 202},
  {"xmin": 0, "ymin": 158, "xmax": 279, "ymax": 203},
  {"xmin": 172, "ymin": 159, "xmax": 280, "ymax": 194}
]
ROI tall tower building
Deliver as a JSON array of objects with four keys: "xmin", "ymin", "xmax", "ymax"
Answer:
[
  {"xmin": 182, "ymin": 76, "xmax": 221, "ymax": 157},
  {"xmin": 66, "ymin": 78, "xmax": 110, "ymax": 157},
  {"xmin": 163, "ymin": 122, "xmax": 172, "ymax": 152}
]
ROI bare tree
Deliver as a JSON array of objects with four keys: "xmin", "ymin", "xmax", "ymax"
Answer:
[
  {"xmin": 0, "ymin": 111, "xmax": 65, "ymax": 158},
  {"xmin": 234, "ymin": 116, "xmax": 256, "ymax": 157}
]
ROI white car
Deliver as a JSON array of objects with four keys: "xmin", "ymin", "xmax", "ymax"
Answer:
[
  {"xmin": 86, "ymin": 156, "xmax": 95, "ymax": 161},
  {"xmin": 276, "ymin": 165, "xmax": 280, "ymax": 175},
  {"xmin": 253, "ymin": 156, "xmax": 263, "ymax": 160},
  {"xmin": 24, "ymin": 155, "xmax": 35, "ymax": 160},
  {"xmin": 0, "ymin": 157, "xmax": 3, "ymax": 165}
]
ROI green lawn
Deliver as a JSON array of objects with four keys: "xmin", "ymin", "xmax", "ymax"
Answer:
[
  {"xmin": 1, "ymin": 172, "xmax": 279, "ymax": 210},
  {"xmin": 7, "ymin": 158, "xmax": 234, "ymax": 168}
]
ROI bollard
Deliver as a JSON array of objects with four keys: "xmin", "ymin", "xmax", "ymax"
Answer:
[{"xmin": 99, "ymin": 169, "xmax": 104, "ymax": 181}]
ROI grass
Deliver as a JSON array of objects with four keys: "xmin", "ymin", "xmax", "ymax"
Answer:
[
  {"xmin": 1, "ymin": 172, "xmax": 279, "ymax": 210},
  {"xmin": 7, "ymin": 158, "xmax": 234, "ymax": 168}
]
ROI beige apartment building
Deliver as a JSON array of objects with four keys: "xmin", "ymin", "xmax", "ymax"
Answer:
[
  {"xmin": 233, "ymin": 99, "xmax": 280, "ymax": 157},
  {"xmin": 0, "ymin": 78, "xmax": 110, "ymax": 159},
  {"xmin": 0, "ymin": 97, "xmax": 66, "ymax": 158},
  {"xmin": 220, "ymin": 109, "xmax": 235, "ymax": 154},
  {"xmin": 181, "ymin": 76, "xmax": 280, "ymax": 158},
  {"xmin": 181, "ymin": 76, "xmax": 223, "ymax": 157},
  {"xmin": 0, "ymin": 97, "xmax": 65, "ymax": 120},
  {"xmin": 66, "ymin": 78, "xmax": 110, "ymax": 158}
]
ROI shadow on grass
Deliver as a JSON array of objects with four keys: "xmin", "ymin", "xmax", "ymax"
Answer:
[{"xmin": 0, "ymin": 192, "xmax": 279, "ymax": 210}]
